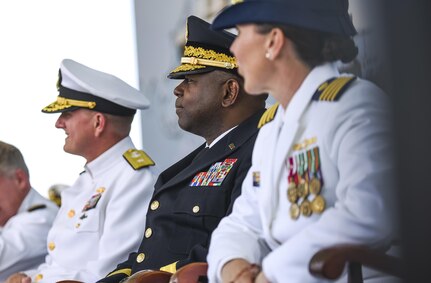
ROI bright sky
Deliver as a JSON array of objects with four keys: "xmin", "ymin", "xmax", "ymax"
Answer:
[{"xmin": 0, "ymin": 0, "xmax": 141, "ymax": 197}]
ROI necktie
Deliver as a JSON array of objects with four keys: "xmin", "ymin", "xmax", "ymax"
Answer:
[{"xmin": 193, "ymin": 147, "xmax": 209, "ymax": 162}]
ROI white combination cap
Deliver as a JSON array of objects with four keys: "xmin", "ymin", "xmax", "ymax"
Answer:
[{"xmin": 42, "ymin": 59, "xmax": 150, "ymax": 116}]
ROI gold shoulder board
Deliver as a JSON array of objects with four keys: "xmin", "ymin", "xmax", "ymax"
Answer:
[
  {"xmin": 123, "ymin": 149, "xmax": 155, "ymax": 170},
  {"xmin": 312, "ymin": 76, "xmax": 357, "ymax": 102},
  {"xmin": 27, "ymin": 204, "xmax": 47, "ymax": 212},
  {"xmin": 258, "ymin": 102, "xmax": 280, "ymax": 129}
]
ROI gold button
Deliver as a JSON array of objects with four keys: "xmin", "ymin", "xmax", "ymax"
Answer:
[
  {"xmin": 68, "ymin": 209, "xmax": 75, "ymax": 218},
  {"xmin": 35, "ymin": 274, "xmax": 43, "ymax": 282},
  {"xmin": 96, "ymin": 187, "xmax": 106, "ymax": 193},
  {"xmin": 75, "ymin": 223, "xmax": 81, "ymax": 228},
  {"xmin": 150, "ymin": 200, "xmax": 160, "ymax": 210},
  {"xmin": 136, "ymin": 253, "xmax": 145, "ymax": 263},
  {"xmin": 48, "ymin": 242, "xmax": 55, "ymax": 251},
  {"xmin": 192, "ymin": 205, "xmax": 200, "ymax": 213},
  {"xmin": 145, "ymin": 228, "xmax": 153, "ymax": 238}
]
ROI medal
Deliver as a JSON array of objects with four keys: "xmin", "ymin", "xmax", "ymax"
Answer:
[
  {"xmin": 287, "ymin": 182, "xmax": 298, "ymax": 203},
  {"xmin": 290, "ymin": 203, "xmax": 300, "ymax": 219},
  {"xmin": 311, "ymin": 195, "xmax": 326, "ymax": 214},
  {"xmin": 300, "ymin": 199, "xmax": 312, "ymax": 217},
  {"xmin": 309, "ymin": 177, "xmax": 321, "ymax": 195}
]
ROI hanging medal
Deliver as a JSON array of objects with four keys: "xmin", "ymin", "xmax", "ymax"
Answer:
[
  {"xmin": 310, "ymin": 146, "xmax": 326, "ymax": 214},
  {"xmin": 287, "ymin": 156, "xmax": 299, "ymax": 219}
]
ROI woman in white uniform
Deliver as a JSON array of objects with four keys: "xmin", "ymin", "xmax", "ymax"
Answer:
[{"xmin": 207, "ymin": 0, "xmax": 397, "ymax": 282}]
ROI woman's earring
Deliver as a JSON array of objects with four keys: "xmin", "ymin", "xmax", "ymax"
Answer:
[{"xmin": 265, "ymin": 51, "xmax": 271, "ymax": 60}]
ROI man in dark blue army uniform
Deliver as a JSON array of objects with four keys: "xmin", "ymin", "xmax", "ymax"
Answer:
[{"xmin": 96, "ymin": 15, "xmax": 267, "ymax": 283}]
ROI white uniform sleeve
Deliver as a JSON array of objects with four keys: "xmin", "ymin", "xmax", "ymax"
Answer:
[
  {"xmin": 207, "ymin": 168, "xmax": 266, "ymax": 283},
  {"xmin": 0, "ymin": 201, "xmax": 58, "ymax": 280},
  {"xmin": 262, "ymin": 82, "xmax": 396, "ymax": 282}
]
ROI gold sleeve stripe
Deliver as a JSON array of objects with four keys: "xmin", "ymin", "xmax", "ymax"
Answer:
[
  {"xmin": 106, "ymin": 268, "xmax": 132, "ymax": 277},
  {"xmin": 159, "ymin": 261, "xmax": 178, "ymax": 273},
  {"xmin": 258, "ymin": 102, "xmax": 280, "ymax": 128}
]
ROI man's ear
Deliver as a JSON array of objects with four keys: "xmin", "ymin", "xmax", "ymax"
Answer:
[
  {"xmin": 222, "ymin": 79, "xmax": 240, "ymax": 107},
  {"xmin": 14, "ymin": 168, "xmax": 30, "ymax": 192},
  {"xmin": 93, "ymin": 112, "xmax": 107, "ymax": 137}
]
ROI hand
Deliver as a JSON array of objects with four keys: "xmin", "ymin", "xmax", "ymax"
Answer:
[
  {"xmin": 254, "ymin": 271, "xmax": 270, "ymax": 283},
  {"xmin": 5, "ymin": 273, "xmax": 29, "ymax": 283},
  {"xmin": 221, "ymin": 259, "xmax": 260, "ymax": 283}
]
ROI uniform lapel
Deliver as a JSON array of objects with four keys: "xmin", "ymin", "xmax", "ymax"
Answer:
[
  {"xmin": 261, "ymin": 66, "xmax": 338, "ymax": 232},
  {"xmin": 154, "ymin": 109, "xmax": 264, "ymax": 195}
]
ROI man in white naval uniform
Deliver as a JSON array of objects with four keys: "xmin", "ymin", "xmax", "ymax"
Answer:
[
  {"xmin": 208, "ymin": 0, "xmax": 397, "ymax": 282},
  {"xmin": 0, "ymin": 141, "xmax": 58, "ymax": 282},
  {"xmin": 5, "ymin": 59, "xmax": 157, "ymax": 283}
]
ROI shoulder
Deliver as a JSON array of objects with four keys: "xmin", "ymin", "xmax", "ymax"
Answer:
[
  {"xmin": 311, "ymin": 76, "xmax": 357, "ymax": 102},
  {"xmin": 123, "ymin": 149, "xmax": 155, "ymax": 170},
  {"xmin": 27, "ymin": 204, "xmax": 47, "ymax": 212}
]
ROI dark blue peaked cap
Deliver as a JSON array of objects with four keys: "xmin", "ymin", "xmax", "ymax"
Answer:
[
  {"xmin": 168, "ymin": 15, "xmax": 238, "ymax": 79},
  {"xmin": 212, "ymin": 0, "xmax": 357, "ymax": 36}
]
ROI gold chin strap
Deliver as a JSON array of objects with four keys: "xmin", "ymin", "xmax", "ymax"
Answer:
[
  {"xmin": 180, "ymin": 57, "xmax": 236, "ymax": 69},
  {"xmin": 231, "ymin": 0, "xmax": 244, "ymax": 4},
  {"xmin": 56, "ymin": 96, "xmax": 96, "ymax": 109}
]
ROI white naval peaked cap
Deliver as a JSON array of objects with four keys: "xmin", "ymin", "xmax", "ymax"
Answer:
[{"xmin": 42, "ymin": 59, "xmax": 150, "ymax": 116}]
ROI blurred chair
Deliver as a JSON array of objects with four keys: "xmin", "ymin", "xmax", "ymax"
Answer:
[
  {"xmin": 56, "ymin": 269, "xmax": 172, "ymax": 283},
  {"xmin": 48, "ymin": 183, "xmax": 69, "ymax": 206},
  {"xmin": 308, "ymin": 244, "xmax": 404, "ymax": 283},
  {"xmin": 169, "ymin": 262, "xmax": 208, "ymax": 283}
]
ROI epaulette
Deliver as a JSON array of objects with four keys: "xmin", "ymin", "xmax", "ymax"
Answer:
[
  {"xmin": 257, "ymin": 102, "xmax": 279, "ymax": 128},
  {"xmin": 123, "ymin": 149, "xmax": 155, "ymax": 170},
  {"xmin": 312, "ymin": 76, "xmax": 357, "ymax": 102},
  {"xmin": 27, "ymin": 204, "xmax": 47, "ymax": 212}
]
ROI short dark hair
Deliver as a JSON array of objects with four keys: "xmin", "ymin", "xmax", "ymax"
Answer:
[{"xmin": 255, "ymin": 23, "xmax": 358, "ymax": 68}]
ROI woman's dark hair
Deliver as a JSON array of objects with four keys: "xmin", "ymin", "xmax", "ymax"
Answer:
[{"xmin": 255, "ymin": 23, "xmax": 358, "ymax": 68}]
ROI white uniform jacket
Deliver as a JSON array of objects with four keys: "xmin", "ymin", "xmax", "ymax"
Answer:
[
  {"xmin": 207, "ymin": 63, "xmax": 396, "ymax": 283},
  {"xmin": 0, "ymin": 189, "xmax": 58, "ymax": 282},
  {"xmin": 25, "ymin": 137, "xmax": 157, "ymax": 283}
]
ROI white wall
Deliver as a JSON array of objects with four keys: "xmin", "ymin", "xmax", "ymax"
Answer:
[{"xmin": 0, "ymin": 0, "xmax": 141, "ymax": 196}]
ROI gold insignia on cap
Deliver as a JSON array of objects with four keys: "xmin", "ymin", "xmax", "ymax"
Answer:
[
  {"xmin": 42, "ymin": 96, "xmax": 97, "ymax": 113},
  {"xmin": 258, "ymin": 102, "xmax": 279, "ymax": 128},
  {"xmin": 170, "ymin": 46, "xmax": 237, "ymax": 74},
  {"xmin": 123, "ymin": 149, "xmax": 155, "ymax": 170},
  {"xmin": 312, "ymin": 76, "xmax": 357, "ymax": 102}
]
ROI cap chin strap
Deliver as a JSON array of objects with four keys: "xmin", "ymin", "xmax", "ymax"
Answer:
[
  {"xmin": 56, "ymin": 96, "xmax": 96, "ymax": 109},
  {"xmin": 180, "ymin": 57, "xmax": 237, "ymax": 69}
]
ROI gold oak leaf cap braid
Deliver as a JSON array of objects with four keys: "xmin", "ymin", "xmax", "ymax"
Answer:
[{"xmin": 167, "ymin": 15, "xmax": 238, "ymax": 80}]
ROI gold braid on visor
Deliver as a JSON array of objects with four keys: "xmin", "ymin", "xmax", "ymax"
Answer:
[{"xmin": 43, "ymin": 96, "xmax": 96, "ymax": 112}]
